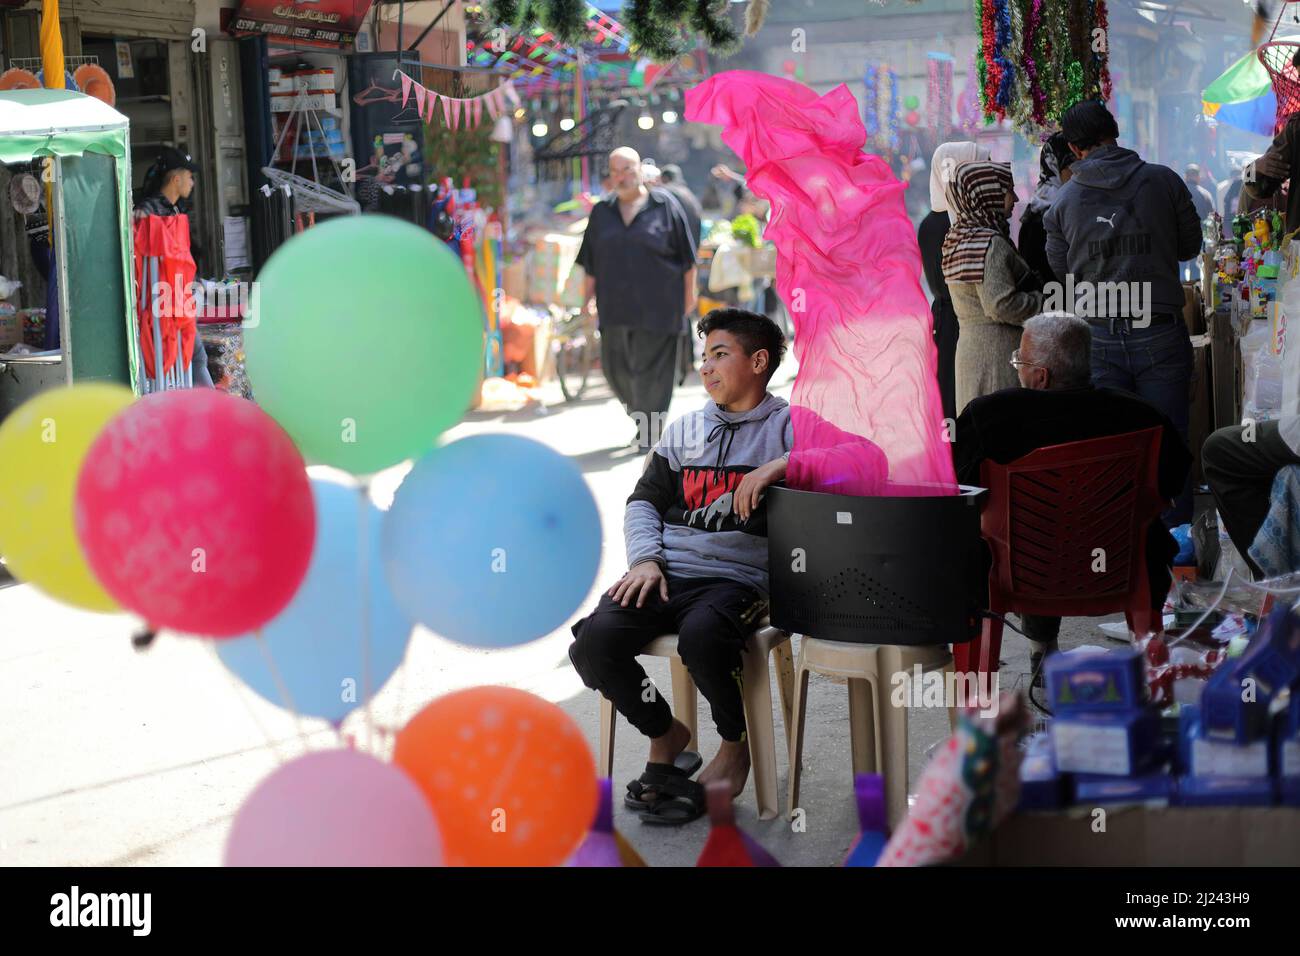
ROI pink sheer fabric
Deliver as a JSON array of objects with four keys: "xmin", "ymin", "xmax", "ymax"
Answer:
[{"xmin": 686, "ymin": 72, "xmax": 957, "ymax": 496}]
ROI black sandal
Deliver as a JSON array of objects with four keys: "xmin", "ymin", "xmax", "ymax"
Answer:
[
  {"xmin": 638, "ymin": 776, "xmax": 706, "ymax": 826},
  {"xmin": 624, "ymin": 751, "xmax": 703, "ymax": 812}
]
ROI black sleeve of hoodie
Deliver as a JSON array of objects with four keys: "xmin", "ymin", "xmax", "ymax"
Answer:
[{"xmin": 1169, "ymin": 171, "xmax": 1204, "ymax": 261}]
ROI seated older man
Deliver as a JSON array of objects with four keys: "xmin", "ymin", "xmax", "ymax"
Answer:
[
  {"xmin": 953, "ymin": 313, "xmax": 1192, "ymax": 684},
  {"xmin": 1202, "ymin": 415, "xmax": 1300, "ymax": 578}
]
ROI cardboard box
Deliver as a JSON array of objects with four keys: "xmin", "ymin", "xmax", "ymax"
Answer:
[
  {"xmin": 500, "ymin": 258, "xmax": 527, "ymax": 301},
  {"xmin": 286, "ymin": 69, "xmax": 335, "ymax": 92},
  {"xmin": 0, "ymin": 308, "xmax": 22, "ymax": 348},
  {"xmin": 1073, "ymin": 771, "xmax": 1174, "ymax": 805},
  {"xmin": 958, "ymin": 806, "xmax": 1300, "ymax": 865},
  {"xmin": 1045, "ymin": 648, "xmax": 1147, "ymax": 716},
  {"xmin": 271, "ymin": 92, "xmax": 336, "ymax": 113},
  {"xmin": 1051, "ymin": 709, "xmax": 1161, "ymax": 776}
]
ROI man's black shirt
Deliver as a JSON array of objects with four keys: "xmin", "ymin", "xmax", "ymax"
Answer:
[{"xmin": 576, "ymin": 186, "xmax": 697, "ymax": 333}]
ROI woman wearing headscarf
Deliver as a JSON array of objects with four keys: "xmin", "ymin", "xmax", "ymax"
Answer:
[
  {"xmin": 942, "ymin": 160, "xmax": 1043, "ymax": 412},
  {"xmin": 1017, "ymin": 132, "xmax": 1073, "ymax": 287},
  {"xmin": 917, "ymin": 141, "xmax": 990, "ymax": 422}
]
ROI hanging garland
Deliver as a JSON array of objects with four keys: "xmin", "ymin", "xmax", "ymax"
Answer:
[
  {"xmin": 1022, "ymin": 0, "xmax": 1047, "ymax": 128},
  {"xmin": 927, "ymin": 55, "xmax": 954, "ymax": 136},
  {"xmin": 993, "ymin": 0, "xmax": 1016, "ymax": 117},
  {"xmin": 1095, "ymin": 0, "xmax": 1112, "ymax": 102},
  {"xmin": 887, "ymin": 66, "xmax": 900, "ymax": 151},
  {"xmin": 864, "ymin": 65, "xmax": 880, "ymax": 139},
  {"xmin": 1005, "ymin": 0, "xmax": 1031, "ymax": 134},
  {"xmin": 977, "ymin": 0, "xmax": 1103, "ymax": 135},
  {"xmin": 977, "ymin": 0, "xmax": 997, "ymax": 118},
  {"xmin": 960, "ymin": 53, "xmax": 983, "ymax": 133}
]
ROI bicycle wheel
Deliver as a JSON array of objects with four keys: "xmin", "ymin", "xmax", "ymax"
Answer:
[{"xmin": 556, "ymin": 340, "xmax": 591, "ymax": 402}]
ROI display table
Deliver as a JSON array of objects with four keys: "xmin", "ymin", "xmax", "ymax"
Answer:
[{"xmin": 958, "ymin": 806, "xmax": 1300, "ymax": 866}]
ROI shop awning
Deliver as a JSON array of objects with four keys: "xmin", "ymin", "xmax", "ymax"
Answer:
[
  {"xmin": 1202, "ymin": 47, "xmax": 1279, "ymax": 137},
  {"xmin": 231, "ymin": 0, "xmax": 375, "ymax": 48},
  {"xmin": 0, "ymin": 88, "xmax": 129, "ymax": 165}
]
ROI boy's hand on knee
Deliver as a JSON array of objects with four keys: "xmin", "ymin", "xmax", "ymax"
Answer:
[{"xmin": 609, "ymin": 561, "xmax": 669, "ymax": 608}]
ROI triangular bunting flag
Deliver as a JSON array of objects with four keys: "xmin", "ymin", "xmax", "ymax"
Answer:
[
  {"xmin": 473, "ymin": 96, "xmax": 483, "ymax": 127},
  {"xmin": 399, "ymin": 72, "xmax": 413, "ymax": 108},
  {"xmin": 451, "ymin": 97, "xmax": 461, "ymax": 130},
  {"xmin": 425, "ymin": 90, "xmax": 439, "ymax": 124},
  {"xmin": 414, "ymin": 83, "xmax": 427, "ymax": 117},
  {"xmin": 442, "ymin": 93, "xmax": 452, "ymax": 127}
]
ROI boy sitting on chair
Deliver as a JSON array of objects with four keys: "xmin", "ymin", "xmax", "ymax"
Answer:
[{"xmin": 569, "ymin": 309, "xmax": 793, "ymax": 825}]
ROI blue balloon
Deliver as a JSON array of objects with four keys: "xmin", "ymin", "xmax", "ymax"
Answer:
[
  {"xmin": 217, "ymin": 477, "xmax": 413, "ymax": 723},
  {"xmin": 381, "ymin": 434, "xmax": 602, "ymax": 647}
]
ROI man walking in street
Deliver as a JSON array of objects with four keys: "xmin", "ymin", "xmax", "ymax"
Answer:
[
  {"xmin": 1044, "ymin": 100, "xmax": 1202, "ymax": 523},
  {"xmin": 578, "ymin": 147, "xmax": 699, "ymax": 452}
]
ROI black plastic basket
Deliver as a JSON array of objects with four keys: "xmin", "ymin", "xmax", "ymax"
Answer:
[{"xmin": 767, "ymin": 483, "xmax": 987, "ymax": 646}]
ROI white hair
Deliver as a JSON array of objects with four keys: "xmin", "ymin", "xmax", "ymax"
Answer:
[{"xmin": 1023, "ymin": 312, "xmax": 1092, "ymax": 387}]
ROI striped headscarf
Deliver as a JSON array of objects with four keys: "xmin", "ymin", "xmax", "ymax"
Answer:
[{"xmin": 940, "ymin": 161, "xmax": 1015, "ymax": 284}]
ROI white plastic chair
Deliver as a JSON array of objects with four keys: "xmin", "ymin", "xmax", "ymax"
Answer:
[
  {"xmin": 786, "ymin": 639, "xmax": 955, "ymax": 829},
  {"xmin": 598, "ymin": 625, "xmax": 796, "ymax": 821}
]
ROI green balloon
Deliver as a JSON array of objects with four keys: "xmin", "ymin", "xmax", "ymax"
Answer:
[
  {"xmin": 794, "ymin": 66, "xmax": 805, "ymax": 80},
  {"xmin": 244, "ymin": 215, "xmax": 484, "ymax": 475},
  {"xmin": 904, "ymin": 95, "xmax": 920, "ymax": 110}
]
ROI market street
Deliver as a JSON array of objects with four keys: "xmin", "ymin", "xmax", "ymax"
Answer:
[{"xmin": 0, "ymin": 366, "xmax": 1111, "ymax": 867}]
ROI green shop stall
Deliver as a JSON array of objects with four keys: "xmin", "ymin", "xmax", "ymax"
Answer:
[{"xmin": 0, "ymin": 88, "xmax": 141, "ymax": 418}]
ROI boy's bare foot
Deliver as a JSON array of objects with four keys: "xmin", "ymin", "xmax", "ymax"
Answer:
[
  {"xmin": 648, "ymin": 718, "xmax": 693, "ymax": 765},
  {"xmin": 697, "ymin": 740, "xmax": 750, "ymax": 799},
  {"xmin": 637, "ymin": 719, "xmax": 694, "ymax": 802}
]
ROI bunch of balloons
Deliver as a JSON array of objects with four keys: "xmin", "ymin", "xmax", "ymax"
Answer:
[{"xmin": 0, "ymin": 215, "xmax": 606, "ymax": 866}]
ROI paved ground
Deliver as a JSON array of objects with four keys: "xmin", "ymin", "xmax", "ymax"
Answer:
[{"xmin": 0, "ymin": 365, "xmax": 1123, "ymax": 867}]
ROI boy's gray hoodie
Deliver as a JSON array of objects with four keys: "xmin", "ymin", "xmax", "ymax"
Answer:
[
  {"xmin": 1043, "ymin": 144, "xmax": 1202, "ymax": 317},
  {"xmin": 625, "ymin": 392, "xmax": 793, "ymax": 594}
]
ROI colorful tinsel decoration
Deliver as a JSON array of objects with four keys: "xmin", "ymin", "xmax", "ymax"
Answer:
[
  {"xmin": 1096, "ymin": 0, "xmax": 1112, "ymax": 101},
  {"xmin": 927, "ymin": 53, "xmax": 954, "ymax": 136},
  {"xmin": 974, "ymin": 0, "xmax": 1105, "ymax": 135},
  {"xmin": 887, "ymin": 66, "xmax": 900, "ymax": 151},
  {"xmin": 864, "ymin": 65, "xmax": 880, "ymax": 138}
]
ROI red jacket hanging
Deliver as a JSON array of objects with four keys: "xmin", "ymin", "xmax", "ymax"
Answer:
[{"xmin": 133, "ymin": 213, "xmax": 197, "ymax": 379}]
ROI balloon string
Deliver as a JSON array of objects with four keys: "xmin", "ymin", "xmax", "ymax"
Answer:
[
  {"xmin": 358, "ymin": 481, "xmax": 375, "ymax": 757},
  {"xmin": 204, "ymin": 640, "xmax": 291, "ymax": 765},
  {"xmin": 254, "ymin": 628, "xmax": 313, "ymax": 754}
]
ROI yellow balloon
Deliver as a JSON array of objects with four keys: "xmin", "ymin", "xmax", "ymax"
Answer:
[{"xmin": 0, "ymin": 384, "xmax": 134, "ymax": 610}]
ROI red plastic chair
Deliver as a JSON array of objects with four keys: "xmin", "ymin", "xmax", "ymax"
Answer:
[{"xmin": 953, "ymin": 427, "xmax": 1167, "ymax": 680}]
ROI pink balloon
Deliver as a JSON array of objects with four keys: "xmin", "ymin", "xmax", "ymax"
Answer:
[
  {"xmin": 225, "ymin": 750, "xmax": 443, "ymax": 866},
  {"xmin": 782, "ymin": 60, "xmax": 797, "ymax": 75},
  {"xmin": 74, "ymin": 389, "xmax": 315, "ymax": 637}
]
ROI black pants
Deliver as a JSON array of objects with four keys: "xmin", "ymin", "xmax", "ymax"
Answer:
[
  {"xmin": 600, "ymin": 326, "xmax": 680, "ymax": 447},
  {"xmin": 931, "ymin": 298, "xmax": 959, "ymax": 423},
  {"xmin": 1203, "ymin": 419, "xmax": 1300, "ymax": 577},
  {"xmin": 568, "ymin": 576, "xmax": 768, "ymax": 743}
]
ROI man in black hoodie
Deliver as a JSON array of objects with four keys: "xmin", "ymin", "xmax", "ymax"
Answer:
[{"xmin": 1044, "ymin": 100, "xmax": 1202, "ymax": 523}]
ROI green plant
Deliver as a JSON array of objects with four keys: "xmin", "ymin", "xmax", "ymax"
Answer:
[
  {"xmin": 423, "ymin": 118, "xmax": 502, "ymax": 211},
  {"xmin": 731, "ymin": 213, "xmax": 762, "ymax": 248}
]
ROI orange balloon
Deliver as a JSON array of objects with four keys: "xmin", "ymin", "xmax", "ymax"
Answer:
[{"xmin": 393, "ymin": 687, "xmax": 597, "ymax": 867}]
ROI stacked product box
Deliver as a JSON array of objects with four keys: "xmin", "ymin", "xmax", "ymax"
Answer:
[
  {"xmin": 1019, "ymin": 609, "xmax": 1300, "ymax": 810},
  {"xmin": 1042, "ymin": 648, "xmax": 1171, "ymax": 805},
  {"xmin": 1180, "ymin": 603, "xmax": 1300, "ymax": 805}
]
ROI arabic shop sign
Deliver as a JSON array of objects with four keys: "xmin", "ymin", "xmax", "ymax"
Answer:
[{"xmin": 231, "ymin": 0, "xmax": 374, "ymax": 48}]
